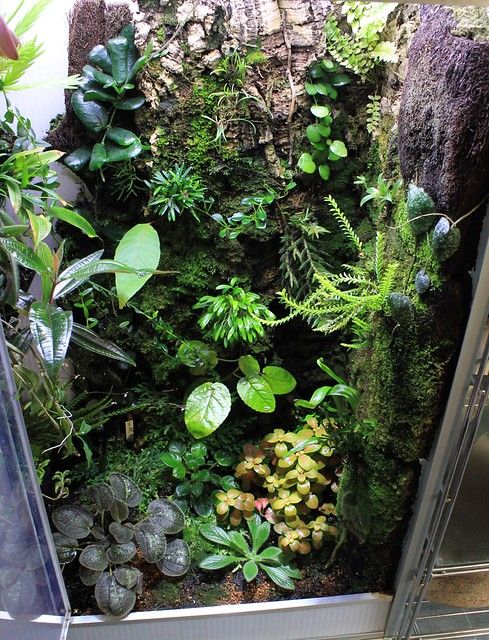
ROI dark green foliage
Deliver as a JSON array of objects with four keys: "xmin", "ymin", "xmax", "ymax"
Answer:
[
  {"xmin": 414, "ymin": 269, "xmax": 431, "ymax": 295},
  {"xmin": 146, "ymin": 164, "xmax": 210, "ymax": 222},
  {"xmin": 432, "ymin": 217, "xmax": 461, "ymax": 261},
  {"xmin": 65, "ymin": 25, "xmax": 152, "ymax": 174},
  {"xmin": 52, "ymin": 473, "xmax": 190, "ymax": 618},
  {"xmin": 161, "ymin": 440, "xmax": 235, "ymax": 516}
]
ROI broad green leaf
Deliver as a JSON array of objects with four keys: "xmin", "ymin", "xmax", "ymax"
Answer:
[
  {"xmin": 106, "ymin": 127, "xmax": 138, "ymax": 147},
  {"xmin": 199, "ymin": 524, "xmax": 232, "ymax": 547},
  {"xmin": 107, "ymin": 36, "xmax": 131, "ymax": 84},
  {"xmin": 88, "ymin": 44, "xmax": 113, "ymax": 73},
  {"xmin": 237, "ymin": 375, "xmax": 275, "ymax": 413},
  {"xmin": 0, "ymin": 224, "xmax": 28, "ymax": 237},
  {"xmin": 134, "ymin": 520, "xmax": 167, "ymax": 563},
  {"xmin": 261, "ymin": 564, "xmax": 297, "ymax": 590},
  {"xmin": 329, "ymin": 140, "xmax": 348, "ymax": 158},
  {"xmin": 86, "ymin": 483, "xmax": 114, "ymax": 512},
  {"xmin": 36, "ymin": 150, "xmax": 65, "ymax": 165},
  {"xmin": 310, "ymin": 104, "xmax": 331, "ymax": 118},
  {"xmin": 6, "ymin": 181, "xmax": 21, "ymax": 213},
  {"xmin": 297, "ymin": 153, "xmax": 316, "ymax": 174},
  {"xmin": 317, "ymin": 123, "xmax": 331, "ymax": 137},
  {"xmin": 64, "ymin": 147, "xmax": 91, "ymax": 172},
  {"xmin": 52, "ymin": 505, "xmax": 93, "ymax": 539},
  {"xmin": 199, "ymin": 555, "xmax": 240, "ymax": 570},
  {"xmin": 247, "ymin": 514, "xmax": 270, "ymax": 553},
  {"xmin": 238, "ymin": 355, "xmax": 260, "ymax": 378},
  {"xmin": 0, "ymin": 238, "xmax": 46, "ymax": 272},
  {"xmin": 71, "ymin": 90, "xmax": 109, "ymax": 133},
  {"xmin": 184, "ymin": 382, "xmax": 231, "ymax": 439},
  {"xmin": 304, "ymin": 81, "xmax": 317, "ymax": 95},
  {"xmin": 29, "ymin": 302, "xmax": 73, "ymax": 379},
  {"xmin": 89, "ymin": 143, "xmax": 107, "ymax": 171},
  {"xmin": 257, "ymin": 546, "xmax": 283, "ymax": 562},
  {"xmin": 48, "ymin": 206, "xmax": 97, "ymax": 238},
  {"xmin": 330, "ymin": 73, "xmax": 350, "ymax": 86},
  {"xmin": 227, "ymin": 531, "xmax": 250, "ymax": 555},
  {"xmin": 107, "ymin": 542, "xmax": 137, "ymax": 564},
  {"xmin": 95, "ymin": 573, "xmax": 136, "ymax": 619},
  {"xmin": 109, "ymin": 522, "xmax": 134, "ymax": 544},
  {"xmin": 79, "ymin": 566, "xmax": 102, "ymax": 586},
  {"xmin": 79, "ymin": 545, "xmax": 109, "ymax": 572},
  {"xmin": 105, "ymin": 140, "xmax": 142, "ymax": 162},
  {"xmin": 157, "ymin": 539, "xmax": 191, "ymax": 577},
  {"xmin": 262, "ymin": 366, "xmax": 296, "ymax": 394},
  {"xmin": 110, "ymin": 499, "xmax": 129, "ymax": 523},
  {"xmin": 318, "ymin": 164, "xmax": 331, "ymax": 181},
  {"xmin": 84, "ymin": 87, "xmax": 117, "ymax": 103},
  {"xmin": 114, "ymin": 566, "xmax": 141, "ymax": 590},
  {"xmin": 116, "ymin": 94, "xmax": 145, "ymax": 110},
  {"xmin": 161, "ymin": 452, "xmax": 183, "ymax": 469},
  {"xmin": 28, "ymin": 213, "xmax": 51, "ymax": 250},
  {"xmin": 177, "ymin": 340, "xmax": 218, "ymax": 370},
  {"xmin": 242, "ymin": 560, "xmax": 258, "ymax": 582},
  {"xmin": 315, "ymin": 82, "xmax": 333, "ymax": 96},
  {"xmin": 114, "ymin": 223, "xmax": 160, "ymax": 308}
]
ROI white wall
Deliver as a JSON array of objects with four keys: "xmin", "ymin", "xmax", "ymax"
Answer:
[{"xmin": 5, "ymin": 0, "xmax": 76, "ymax": 138}]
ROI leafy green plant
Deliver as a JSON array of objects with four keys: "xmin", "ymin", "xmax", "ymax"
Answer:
[
  {"xmin": 199, "ymin": 514, "xmax": 301, "ymax": 590},
  {"xmin": 193, "ymin": 277, "xmax": 275, "ymax": 347},
  {"xmin": 276, "ymin": 196, "xmax": 398, "ymax": 342},
  {"xmin": 211, "ymin": 48, "xmax": 266, "ymax": 88},
  {"xmin": 109, "ymin": 160, "xmax": 146, "ymax": 202},
  {"xmin": 146, "ymin": 163, "xmax": 209, "ymax": 222},
  {"xmin": 74, "ymin": 286, "xmax": 99, "ymax": 329},
  {"xmin": 64, "ymin": 24, "xmax": 152, "ymax": 175},
  {"xmin": 52, "ymin": 473, "xmax": 190, "ymax": 618},
  {"xmin": 355, "ymin": 173, "xmax": 402, "ymax": 217},
  {"xmin": 366, "ymin": 94, "xmax": 381, "ymax": 136},
  {"xmin": 161, "ymin": 440, "xmax": 235, "ymax": 516},
  {"xmin": 323, "ymin": 2, "xmax": 398, "ymax": 79},
  {"xmin": 298, "ymin": 59, "xmax": 349, "ymax": 182},
  {"xmin": 280, "ymin": 208, "xmax": 331, "ymax": 298},
  {"xmin": 177, "ymin": 345, "xmax": 296, "ymax": 438}
]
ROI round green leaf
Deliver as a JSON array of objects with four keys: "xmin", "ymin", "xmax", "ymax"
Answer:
[
  {"xmin": 64, "ymin": 147, "xmax": 91, "ymax": 172},
  {"xmin": 237, "ymin": 375, "xmax": 276, "ymax": 413},
  {"xmin": 79, "ymin": 545, "xmax": 109, "ymax": 572},
  {"xmin": 184, "ymin": 382, "xmax": 231, "ymax": 439},
  {"xmin": 329, "ymin": 140, "xmax": 348, "ymax": 158},
  {"xmin": 310, "ymin": 104, "xmax": 331, "ymax": 118},
  {"xmin": 52, "ymin": 505, "xmax": 93, "ymax": 539},
  {"xmin": 161, "ymin": 452, "xmax": 183, "ymax": 469},
  {"xmin": 148, "ymin": 500, "xmax": 185, "ymax": 534},
  {"xmin": 109, "ymin": 473, "xmax": 142, "ymax": 507},
  {"xmin": 105, "ymin": 141, "xmax": 142, "ymax": 162},
  {"xmin": 297, "ymin": 153, "xmax": 316, "ymax": 174},
  {"xmin": 262, "ymin": 366, "xmax": 297, "ymax": 395},
  {"xmin": 107, "ymin": 542, "xmax": 137, "ymax": 565},
  {"xmin": 134, "ymin": 520, "xmax": 167, "ymax": 563},
  {"xmin": 316, "ymin": 123, "xmax": 331, "ymax": 137},
  {"xmin": 114, "ymin": 566, "xmax": 141, "ymax": 590},
  {"xmin": 106, "ymin": 127, "xmax": 138, "ymax": 147},
  {"xmin": 109, "ymin": 522, "xmax": 134, "ymax": 544},
  {"xmin": 86, "ymin": 483, "xmax": 114, "ymax": 512},
  {"xmin": 330, "ymin": 73, "xmax": 350, "ymax": 86},
  {"xmin": 177, "ymin": 341, "xmax": 217, "ymax": 369},
  {"xmin": 304, "ymin": 82, "xmax": 317, "ymax": 95},
  {"xmin": 306, "ymin": 124, "xmax": 322, "ymax": 143},
  {"xmin": 80, "ymin": 566, "xmax": 102, "ymax": 586}
]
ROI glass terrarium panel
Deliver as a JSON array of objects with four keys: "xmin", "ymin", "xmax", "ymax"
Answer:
[{"xmin": 0, "ymin": 325, "xmax": 70, "ymax": 639}]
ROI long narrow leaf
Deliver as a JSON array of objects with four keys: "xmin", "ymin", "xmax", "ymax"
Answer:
[
  {"xmin": 53, "ymin": 250, "xmax": 104, "ymax": 299},
  {"xmin": 71, "ymin": 323, "xmax": 135, "ymax": 366},
  {"xmin": 29, "ymin": 302, "xmax": 73, "ymax": 379}
]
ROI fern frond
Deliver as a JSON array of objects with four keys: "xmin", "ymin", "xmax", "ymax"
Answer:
[
  {"xmin": 366, "ymin": 95, "xmax": 381, "ymax": 136},
  {"xmin": 374, "ymin": 231, "xmax": 384, "ymax": 281},
  {"xmin": 325, "ymin": 195, "xmax": 363, "ymax": 253},
  {"xmin": 378, "ymin": 262, "xmax": 398, "ymax": 300}
]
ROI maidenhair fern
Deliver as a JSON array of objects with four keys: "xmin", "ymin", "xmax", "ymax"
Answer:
[
  {"xmin": 275, "ymin": 197, "xmax": 398, "ymax": 343},
  {"xmin": 323, "ymin": 2, "xmax": 398, "ymax": 79},
  {"xmin": 280, "ymin": 209, "xmax": 331, "ymax": 299}
]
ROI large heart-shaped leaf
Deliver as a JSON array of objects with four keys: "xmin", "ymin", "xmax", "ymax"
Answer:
[
  {"xmin": 71, "ymin": 90, "xmax": 109, "ymax": 133},
  {"xmin": 71, "ymin": 323, "xmax": 136, "ymax": 366},
  {"xmin": 156, "ymin": 539, "xmax": 190, "ymax": 577},
  {"xmin": 109, "ymin": 473, "xmax": 142, "ymax": 507},
  {"xmin": 29, "ymin": 302, "xmax": 73, "ymax": 379},
  {"xmin": 114, "ymin": 224, "xmax": 160, "ymax": 308},
  {"xmin": 95, "ymin": 572, "xmax": 136, "ymax": 619},
  {"xmin": 52, "ymin": 505, "xmax": 93, "ymax": 539},
  {"xmin": 262, "ymin": 366, "xmax": 296, "ymax": 395},
  {"xmin": 134, "ymin": 519, "xmax": 167, "ymax": 563},
  {"xmin": 147, "ymin": 500, "xmax": 185, "ymax": 534},
  {"xmin": 184, "ymin": 382, "xmax": 231, "ymax": 439},
  {"xmin": 79, "ymin": 545, "xmax": 109, "ymax": 572},
  {"xmin": 237, "ymin": 375, "xmax": 275, "ymax": 413}
]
